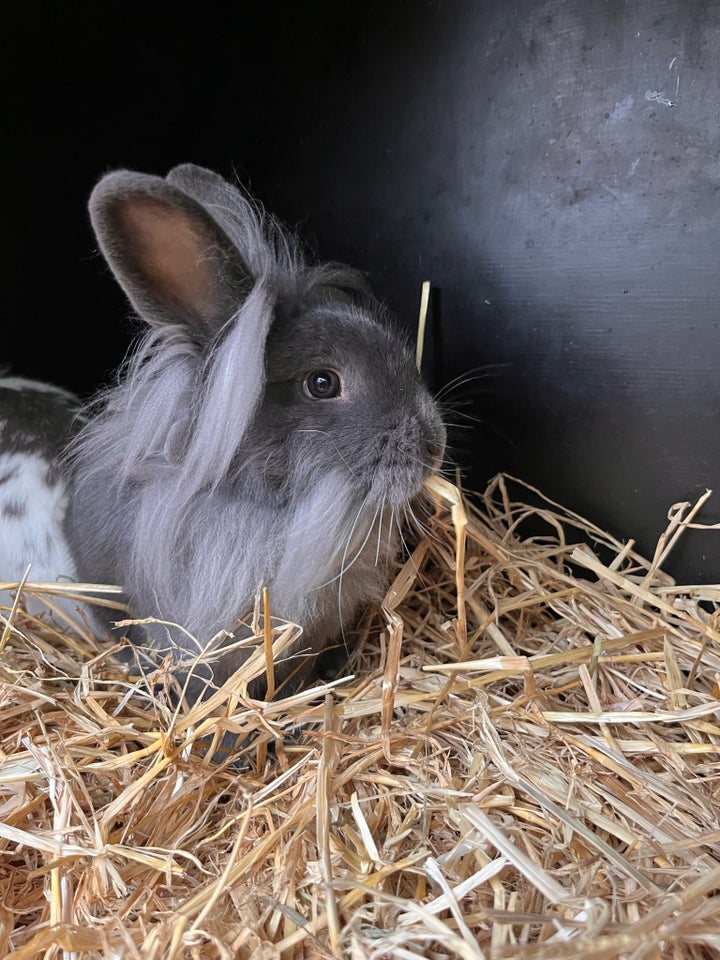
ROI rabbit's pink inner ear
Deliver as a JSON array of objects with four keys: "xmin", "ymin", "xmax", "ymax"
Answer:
[{"xmin": 115, "ymin": 197, "xmax": 231, "ymax": 335}]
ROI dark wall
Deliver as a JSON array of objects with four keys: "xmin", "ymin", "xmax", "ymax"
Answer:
[{"xmin": 4, "ymin": 0, "xmax": 720, "ymax": 580}]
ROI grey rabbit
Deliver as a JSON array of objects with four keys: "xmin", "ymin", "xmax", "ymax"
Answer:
[{"xmin": 0, "ymin": 164, "xmax": 446, "ymax": 700}]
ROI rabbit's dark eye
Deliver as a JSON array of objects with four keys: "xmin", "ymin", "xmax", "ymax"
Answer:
[{"xmin": 304, "ymin": 369, "xmax": 342, "ymax": 399}]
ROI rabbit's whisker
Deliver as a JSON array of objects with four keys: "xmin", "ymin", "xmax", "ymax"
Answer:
[
  {"xmin": 374, "ymin": 496, "xmax": 388, "ymax": 568},
  {"xmin": 316, "ymin": 491, "xmax": 376, "ymax": 593},
  {"xmin": 441, "ymin": 404, "xmax": 486, "ymax": 428},
  {"xmin": 434, "ymin": 363, "xmax": 510, "ymax": 401}
]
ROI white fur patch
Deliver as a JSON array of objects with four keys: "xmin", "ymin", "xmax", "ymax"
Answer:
[{"xmin": 0, "ymin": 451, "xmax": 76, "ymax": 612}]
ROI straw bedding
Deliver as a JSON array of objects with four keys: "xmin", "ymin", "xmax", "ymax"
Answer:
[{"xmin": 1, "ymin": 473, "xmax": 719, "ymax": 959}]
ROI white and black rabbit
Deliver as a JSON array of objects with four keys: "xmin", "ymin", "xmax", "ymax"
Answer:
[{"xmin": 0, "ymin": 164, "xmax": 446, "ymax": 699}]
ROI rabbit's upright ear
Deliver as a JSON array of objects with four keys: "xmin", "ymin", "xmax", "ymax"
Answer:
[
  {"xmin": 166, "ymin": 163, "xmax": 230, "ymax": 202},
  {"xmin": 89, "ymin": 171, "xmax": 252, "ymax": 337}
]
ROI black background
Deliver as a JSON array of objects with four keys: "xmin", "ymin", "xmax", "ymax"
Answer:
[{"xmin": 5, "ymin": 0, "xmax": 720, "ymax": 581}]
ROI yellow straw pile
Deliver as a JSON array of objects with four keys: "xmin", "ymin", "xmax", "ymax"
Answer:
[{"xmin": 1, "ymin": 473, "xmax": 719, "ymax": 959}]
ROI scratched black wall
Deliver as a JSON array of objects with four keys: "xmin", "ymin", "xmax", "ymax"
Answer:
[{"xmin": 4, "ymin": 0, "xmax": 720, "ymax": 579}]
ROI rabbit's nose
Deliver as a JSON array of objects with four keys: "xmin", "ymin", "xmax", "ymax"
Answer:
[{"xmin": 423, "ymin": 434, "xmax": 446, "ymax": 471}]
